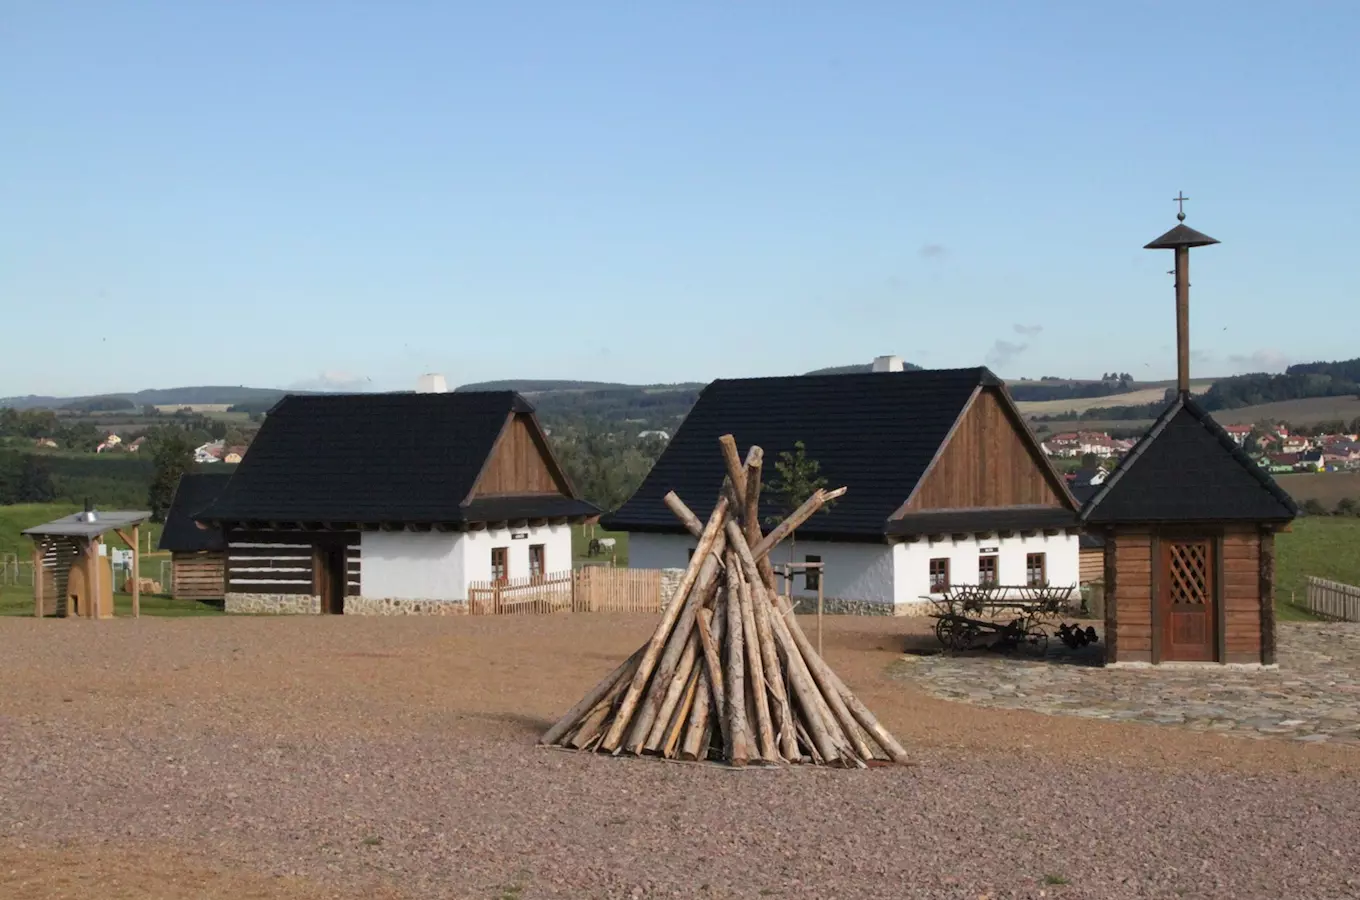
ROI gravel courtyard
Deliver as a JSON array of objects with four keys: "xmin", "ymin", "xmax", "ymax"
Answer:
[{"xmin": 2, "ymin": 614, "xmax": 1358, "ymax": 899}]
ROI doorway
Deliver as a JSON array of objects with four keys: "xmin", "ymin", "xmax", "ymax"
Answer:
[
  {"xmin": 315, "ymin": 545, "xmax": 347, "ymax": 615},
  {"xmin": 1159, "ymin": 538, "xmax": 1215, "ymax": 661}
]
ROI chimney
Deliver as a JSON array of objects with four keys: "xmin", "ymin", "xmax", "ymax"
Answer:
[
  {"xmin": 415, "ymin": 373, "xmax": 448, "ymax": 394},
  {"xmin": 1144, "ymin": 193, "xmax": 1219, "ymax": 396},
  {"xmin": 81, "ymin": 498, "xmax": 98, "ymax": 524},
  {"xmin": 871, "ymin": 355, "xmax": 904, "ymax": 373}
]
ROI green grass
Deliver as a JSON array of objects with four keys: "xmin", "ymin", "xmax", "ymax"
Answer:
[
  {"xmin": 1275, "ymin": 517, "xmax": 1360, "ymax": 619},
  {"xmin": 572, "ymin": 523, "xmax": 629, "ymax": 566},
  {"xmin": 0, "ymin": 583, "xmax": 223, "ymax": 617}
]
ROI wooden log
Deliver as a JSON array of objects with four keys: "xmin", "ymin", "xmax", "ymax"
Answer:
[
  {"xmin": 774, "ymin": 594, "xmax": 911, "ymax": 765},
  {"xmin": 732, "ymin": 547, "xmax": 777, "ymax": 762},
  {"xmin": 643, "ymin": 628, "xmax": 702, "ymax": 752},
  {"xmin": 741, "ymin": 446, "xmax": 777, "ymax": 592},
  {"xmin": 567, "ymin": 691, "xmax": 618, "ymax": 749},
  {"xmin": 681, "ymin": 601, "xmax": 726, "ymax": 760},
  {"xmin": 663, "ymin": 491, "xmax": 704, "ymax": 539},
  {"xmin": 718, "ymin": 435, "xmax": 748, "ymax": 515},
  {"xmin": 624, "ymin": 528, "xmax": 727, "ymax": 752},
  {"xmin": 724, "ymin": 521, "xmax": 800, "ymax": 760},
  {"xmin": 604, "ymin": 495, "xmax": 729, "ymax": 752},
  {"xmin": 32, "ymin": 541, "xmax": 43, "ymax": 618},
  {"xmin": 695, "ymin": 605, "xmax": 725, "ymax": 719},
  {"xmin": 662, "ymin": 665, "xmax": 701, "ymax": 758},
  {"xmin": 762, "ymin": 582, "xmax": 841, "ymax": 764},
  {"xmin": 723, "ymin": 554, "xmax": 751, "ymax": 766},
  {"xmin": 541, "ymin": 645, "xmax": 644, "ymax": 745},
  {"xmin": 752, "ymin": 487, "xmax": 847, "ymax": 561}
]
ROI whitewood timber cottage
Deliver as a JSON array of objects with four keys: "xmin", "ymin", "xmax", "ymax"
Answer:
[
  {"xmin": 196, "ymin": 388, "xmax": 598, "ymax": 614},
  {"xmin": 603, "ymin": 366, "xmax": 1083, "ymax": 614}
]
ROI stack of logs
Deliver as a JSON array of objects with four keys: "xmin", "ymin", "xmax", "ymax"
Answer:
[{"xmin": 541, "ymin": 436, "xmax": 909, "ymax": 767}]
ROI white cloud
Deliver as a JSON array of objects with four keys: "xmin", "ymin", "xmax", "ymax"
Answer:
[
  {"xmin": 1012, "ymin": 323, "xmax": 1043, "ymax": 337},
  {"xmin": 1226, "ymin": 349, "xmax": 1292, "ymax": 374},
  {"xmin": 985, "ymin": 339, "xmax": 1028, "ymax": 368},
  {"xmin": 918, "ymin": 243, "xmax": 948, "ymax": 260},
  {"xmin": 287, "ymin": 370, "xmax": 371, "ymax": 392}
]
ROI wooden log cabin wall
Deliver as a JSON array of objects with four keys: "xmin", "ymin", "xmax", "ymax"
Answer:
[
  {"xmin": 224, "ymin": 531, "xmax": 361, "ymax": 603},
  {"xmin": 171, "ymin": 552, "xmax": 226, "ymax": 601}
]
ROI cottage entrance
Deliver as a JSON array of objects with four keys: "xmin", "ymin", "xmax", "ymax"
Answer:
[
  {"xmin": 1159, "ymin": 538, "xmax": 1215, "ymax": 661},
  {"xmin": 315, "ymin": 545, "xmax": 347, "ymax": 614}
]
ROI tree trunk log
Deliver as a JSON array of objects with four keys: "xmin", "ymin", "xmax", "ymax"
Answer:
[
  {"xmin": 734, "ymin": 560, "xmax": 777, "ymax": 762},
  {"xmin": 761, "ymin": 584, "xmax": 840, "ymax": 764},
  {"xmin": 662, "ymin": 664, "xmax": 701, "ymax": 758},
  {"xmin": 752, "ymin": 487, "xmax": 847, "ymax": 561},
  {"xmin": 681, "ymin": 601, "xmax": 727, "ymax": 760},
  {"xmin": 771, "ymin": 597, "xmax": 873, "ymax": 762},
  {"xmin": 604, "ymin": 495, "xmax": 729, "ymax": 752},
  {"xmin": 723, "ymin": 553, "xmax": 751, "ymax": 766},
  {"xmin": 541, "ymin": 645, "xmax": 643, "ymax": 745},
  {"xmin": 644, "ymin": 628, "xmax": 702, "ymax": 752},
  {"xmin": 663, "ymin": 491, "xmax": 705, "ymax": 539},
  {"xmin": 741, "ymin": 446, "xmax": 777, "ymax": 591},
  {"xmin": 695, "ymin": 605, "xmax": 725, "ymax": 719}
]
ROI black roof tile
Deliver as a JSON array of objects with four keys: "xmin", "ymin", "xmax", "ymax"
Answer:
[
  {"xmin": 1081, "ymin": 395, "xmax": 1297, "ymax": 525},
  {"xmin": 885, "ymin": 506, "xmax": 1077, "ymax": 537},
  {"xmin": 603, "ymin": 368, "xmax": 1009, "ymax": 539},
  {"xmin": 158, "ymin": 472, "xmax": 233, "ymax": 552},
  {"xmin": 197, "ymin": 392, "xmax": 597, "ymax": 525}
]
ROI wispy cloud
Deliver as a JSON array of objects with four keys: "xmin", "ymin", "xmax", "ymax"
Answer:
[
  {"xmin": 1227, "ymin": 349, "xmax": 1292, "ymax": 374},
  {"xmin": 1012, "ymin": 323, "xmax": 1043, "ymax": 337},
  {"xmin": 985, "ymin": 339, "xmax": 1029, "ymax": 368},
  {"xmin": 918, "ymin": 243, "xmax": 948, "ymax": 260},
  {"xmin": 287, "ymin": 370, "xmax": 371, "ymax": 392}
]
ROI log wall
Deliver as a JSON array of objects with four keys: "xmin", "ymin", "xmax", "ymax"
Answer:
[
  {"xmin": 1107, "ymin": 530, "xmax": 1152, "ymax": 663},
  {"xmin": 469, "ymin": 413, "xmax": 568, "ymax": 497},
  {"xmin": 225, "ymin": 532, "xmax": 360, "ymax": 598},
  {"xmin": 1079, "ymin": 547, "xmax": 1103, "ymax": 585},
  {"xmin": 1221, "ymin": 526, "xmax": 1264, "ymax": 664},
  {"xmin": 172, "ymin": 552, "xmax": 225, "ymax": 601}
]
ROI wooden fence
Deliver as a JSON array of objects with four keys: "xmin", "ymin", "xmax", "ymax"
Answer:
[
  {"xmin": 467, "ymin": 567, "xmax": 663, "ymax": 615},
  {"xmin": 1302, "ymin": 576, "xmax": 1360, "ymax": 622}
]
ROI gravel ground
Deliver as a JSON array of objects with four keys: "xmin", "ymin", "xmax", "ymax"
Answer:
[{"xmin": 2, "ymin": 615, "xmax": 1359, "ymax": 899}]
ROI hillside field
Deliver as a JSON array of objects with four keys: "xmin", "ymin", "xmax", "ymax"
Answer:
[
  {"xmin": 1210, "ymin": 395, "xmax": 1360, "ymax": 427},
  {"xmin": 1275, "ymin": 472, "xmax": 1360, "ymax": 508},
  {"xmin": 1015, "ymin": 381, "xmax": 1212, "ymax": 417},
  {"xmin": 1275, "ymin": 517, "xmax": 1360, "ymax": 613}
]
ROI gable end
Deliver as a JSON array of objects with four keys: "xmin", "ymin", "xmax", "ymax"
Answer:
[{"xmin": 466, "ymin": 412, "xmax": 574, "ymax": 500}]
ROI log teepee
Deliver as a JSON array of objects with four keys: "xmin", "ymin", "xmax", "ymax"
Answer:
[{"xmin": 541, "ymin": 436, "xmax": 909, "ymax": 768}]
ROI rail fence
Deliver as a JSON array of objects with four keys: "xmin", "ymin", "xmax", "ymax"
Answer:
[
  {"xmin": 468, "ymin": 567, "xmax": 663, "ymax": 615},
  {"xmin": 1302, "ymin": 576, "xmax": 1360, "ymax": 622}
]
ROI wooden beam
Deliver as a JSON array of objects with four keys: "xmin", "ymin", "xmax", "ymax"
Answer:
[
  {"xmin": 1260, "ymin": 530, "xmax": 1277, "ymax": 665},
  {"xmin": 1214, "ymin": 534, "xmax": 1226, "ymax": 664},
  {"xmin": 32, "ymin": 540, "xmax": 43, "ymax": 618},
  {"xmin": 1019, "ymin": 529, "xmax": 1038, "ymax": 538},
  {"xmin": 1149, "ymin": 533, "xmax": 1161, "ymax": 665},
  {"xmin": 888, "ymin": 385, "xmax": 982, "ymax": 519},
  {"xmin": 131, "ymin": 524, "xmax": 141, "ymax": 618}
]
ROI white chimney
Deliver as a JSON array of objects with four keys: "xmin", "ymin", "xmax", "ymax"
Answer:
[
  {"xmin": 416, "ymin": 373, "xmax": 448, "ymax": 394},
  {"xmin": 872, "ymin": 355, "xmax": 904, "ymax": 373}
]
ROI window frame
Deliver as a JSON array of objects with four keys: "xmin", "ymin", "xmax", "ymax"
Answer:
[
  {"xmin": 1025, "ymin": 552, "xmax": 1047, "ymax": 587},
  {"xmin": 978, "ymin": 554, "xmax": 999, "ymax": 587},
  {"xmin": 529, "ymin": 543, "xmax": 546, "ymax": 580},
  {"xmin": 491, "ymin": 546, "xmax": 509, "ymax": 584},
  {"xmin": 804, "ymin": 554, "xmax": 822, "ymax": 590},
  {"xmin": 929, "ymin": 557, "xmax": 951, "ymax": 593}
]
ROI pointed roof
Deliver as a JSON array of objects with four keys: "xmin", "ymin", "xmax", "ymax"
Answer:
[
  {"xmin": 1144, "ymin": 223, "xmax": 1220, "ymax": 249},
  {"xmin": 1080, "ymin": 395, "xmax": 1296, "ymax": 525},
  {"xmin": 158, "ymin": 472, "xmax": 233, "ymax": 552}
]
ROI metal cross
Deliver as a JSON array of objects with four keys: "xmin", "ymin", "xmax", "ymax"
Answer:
[{"xmin": 1174, "ymin": 191, "xmax": 1189, "ymax": 221}]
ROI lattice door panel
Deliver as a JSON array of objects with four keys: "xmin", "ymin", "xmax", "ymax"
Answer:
[
  {"xmin": 1160, "ymin": 539, "xmax": 1215, "ymax": 662},
  {"xmin": 1167, "ymin": 542, "xmax": 1209, "ymax": 607}
]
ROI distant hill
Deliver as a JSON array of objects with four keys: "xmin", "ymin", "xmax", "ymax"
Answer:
[
  {"xmin": 804, "ymin": 362, "xmax": 924, "ymax": 375},
  {"xmin": 1, "ymin": 386, "xmax": 295, "ymax": 411},
  {"xmin": 455, "ymin": 379, "xmax": 703, "ymax": 394}
]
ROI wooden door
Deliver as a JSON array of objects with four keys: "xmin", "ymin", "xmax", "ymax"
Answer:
[
  {"xmin": 1159, "ymin": 538, "xmax": 1215, "ymax": 661},
  {"xmin": 315, "ymin": 545, "xmax": 346, "ymax": 614}
]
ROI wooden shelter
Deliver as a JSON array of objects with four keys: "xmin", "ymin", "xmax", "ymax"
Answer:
[
  {"xmin": 23, "ymin": 504, "xmax": 151, "ymax": 618},
  {"xmin": 158, "ymin": 472, "xmax": 232, "ymax": 601},
  {"xmin": 1078, "ymin": 204, "xmax": 1297, "ymax": 664}
]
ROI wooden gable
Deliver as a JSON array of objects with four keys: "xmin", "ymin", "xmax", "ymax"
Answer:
[
  {"xmin": 467, "ymin": 412, "xmax": 572, "ymax": 498},
  {"xmin": 898, "ymin": 387, "xmax": 1071, "ymax": 513}
]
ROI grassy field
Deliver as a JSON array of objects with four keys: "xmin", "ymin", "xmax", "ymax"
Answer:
[
  {"xmin": 1016, "ymin": 384, "xmax": 1210, "ymax": 417},
  {"xmin": 0, "ymin": 503, "xmax": 164, "ymax": 559},
  {"xmin": 1275, "ymin": 517, "xmax": 1360, "ymax": 617},
  {"xmin": 572, "ymin": 523, "xmax": 629, "ymax": 565},
  {"xmin": 0, "ymin": 584, "xmax": 222, "ymax": 617},
  {"xmin": 1275, "ymin": 472, "xmax": 1360, "ymax": 510},
  {"xmin": 1025, "ymin": 394, "xmax": 1360, "ymax": 433}
]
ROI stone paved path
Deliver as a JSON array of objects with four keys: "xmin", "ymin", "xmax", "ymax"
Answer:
[{"xmin": 893, "ymin": 622, "xmax": 1360, "ymax": 745}]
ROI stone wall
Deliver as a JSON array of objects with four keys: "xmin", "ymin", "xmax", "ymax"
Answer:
[
  {"xmin": 660, "ymin": 568, "xmax": 684, "ymax": 603},
  {"xmin": 343, "ymin": 596, "xmax": 468, "ymax": 616},
  {"xmin": 225, "ymin": 593, "xmax": 321, "ymax": 615},
  {"xmin": 787, "ymin": 595, "xmax": 933, "ymax": 617}
]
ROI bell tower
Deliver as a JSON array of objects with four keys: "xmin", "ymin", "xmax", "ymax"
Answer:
[{"xmin": 1143, "ymin": 192, "xmax": 1219, "ymax": 395}]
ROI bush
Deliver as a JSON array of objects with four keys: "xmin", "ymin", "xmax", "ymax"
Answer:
[
  {"xmin": 1336, "ymin": 497, "xmax": 1359, "ymax": 517},
  {"xmin": 1301, "ymin": 498, "xmax": 1328, "ymax": 516}
]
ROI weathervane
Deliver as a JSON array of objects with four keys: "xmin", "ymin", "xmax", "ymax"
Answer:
[{"xmin": 1144, "ymin": 195, "xmax": 1219, "ymax": 396}]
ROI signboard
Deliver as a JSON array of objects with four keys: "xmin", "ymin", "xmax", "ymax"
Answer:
[
  {"xmin": 511, "ymin": 532, "xmax": 529, "ymax": 540},
  {"xmin": 979, "ymin": 546, "xmax": 998, "ymax": 555}
]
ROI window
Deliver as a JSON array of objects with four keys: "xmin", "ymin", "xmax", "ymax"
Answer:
[
  {"xmin": 1026, "ymin": 552, "xmax": 1046, "ymax": 587},
  {"xmin": 929, "ymin": 558, "xmax": 950, "ymax": 593},
  {"xmin": 978, "ymin": 554, "xmax": 998, "ymax": 587},
  {"xmin": 491, "ymin": 547, "xmax": 508, "ymax": 583},
  {"xmin": 529, "ymin": 544, "xmax": 545, "ymax": 580},
  {"xmin": 805, "ymin": 555, "xmax": 822, "ymax": 590}
]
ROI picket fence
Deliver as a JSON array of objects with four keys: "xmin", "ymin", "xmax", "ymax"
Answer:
[
  {"xmin": 1302, "ymin": 576, "xmax": 1360, "ymax": 622},
  {"xmin": 467, "ymin": 567, "xmax": 663, "ymax": 615}
]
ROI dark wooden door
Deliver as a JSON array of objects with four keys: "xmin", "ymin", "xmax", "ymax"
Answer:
[
  {"xmin": 1159, "ymin": 539, "xmax": 1215, "ymax": 661},
  {"xmin": 315, "ymin": 545, "xmax": 346, "ymax": 614}
]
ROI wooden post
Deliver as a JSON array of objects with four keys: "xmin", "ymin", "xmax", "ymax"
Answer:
[
  {"xmin": 1175, "ymin": 245, "xmax": 1190, "ymax": 394},
  {"xmin": 89, "ymin": 538, "xmax": 101, "ymax": 619},
  {"xmin": 816, "ymin": 564, "xmax": 824, "ymax": 658},
  {"xmin": 32, "ymin": 541, "xmax": 43, "ymax": 618},
  {"xmin": 1260, "ymin": 530, "xmax": 1277, "ymax": 665},
  {"xmin": 132, "ymin": 524, "xmax": 141, "ymax": 618}
]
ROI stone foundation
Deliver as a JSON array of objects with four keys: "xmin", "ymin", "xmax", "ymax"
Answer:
[
  {"xmin": 660, "ymin": 567, "xmax": 684, "ymax": 602},
  {"xmin": 225, "ymin": 592, "xmax": 321, "ymax": 615},
  {"xmin": 343, "ymin": 596, "xmax": 468, "ymax": 616},
  {"xmin": 788, "ymin": 596, "xmax": 934, "ymax": 617}
]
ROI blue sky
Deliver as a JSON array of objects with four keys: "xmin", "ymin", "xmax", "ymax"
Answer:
[{"xmin": 3, "ymin": 2, "xmax": 1357, "ymax": 396}]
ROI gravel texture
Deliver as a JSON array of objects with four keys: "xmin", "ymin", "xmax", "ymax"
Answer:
[{"xmin": 2, "ymin": 614, "xmax": 1359, "ymax": 899}]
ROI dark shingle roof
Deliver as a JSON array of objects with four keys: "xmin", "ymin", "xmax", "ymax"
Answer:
[
  {"xmin": 885, "ymin": 506, "xmax": 1076, "ymax": 537},
  {"xmin": 158, "ymin": 472, "xmax": 233, "ymax": 552},
  {"xmin": 1081, "ymin": 395, "xmax": 1297, "ymax": 525},
  {"xmin": 197, "ymin": 392, "xmax": 597, "ymax": 525},
  {"xmin": 603, "ymin": 368, "xmax": 1012, "ymax": 540}
]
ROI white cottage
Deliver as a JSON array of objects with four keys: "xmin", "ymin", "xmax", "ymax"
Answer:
[
  {"xmin": 603, "ymin": 366, "xmax": 1082, "ymax": 615},
  {"xmin": 196, "ymin": 385, "xmax": 597, "ymax": 614}
]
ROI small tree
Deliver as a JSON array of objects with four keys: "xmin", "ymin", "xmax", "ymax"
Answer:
[
  {"xmin": 764, "ymin": 441, "xmax": 834, "ymax": 562},
  {"xmin": 1336, "ymin": 497, "xmax": 1358, "ymax": 517},
  {"xmin": 148, "ymin": 431, "xmax": 194, "ymax": 522},
  {"xmin": 1300, "ymin": 498, "xmax": 1327, "ymax": 517}
]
